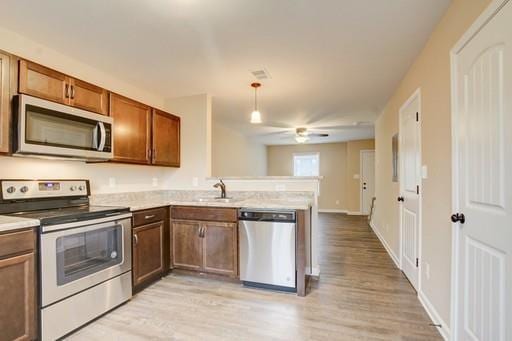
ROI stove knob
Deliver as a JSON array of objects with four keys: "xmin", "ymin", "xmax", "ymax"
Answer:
[
  {"xmin": 70, "ymin": 186, "xmax": 77, "ymax": 191},
  {"xmin": 20, "ymin": 186, "xmax": 29, "ymax": 193},
  {"xmin": 78, "ymin": 185, "xmax": 85, "ymax": 191},
  {"xmin": 6, "ymin": 186, "xmax": 16, "ymax": 194}
]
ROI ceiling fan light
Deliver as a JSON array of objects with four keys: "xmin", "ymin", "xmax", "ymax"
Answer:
[
  {"xmin": 250, "ymin": 110, "xmax": 262, "ymax": 124},
  {"xmin": 295, "ymin": 135, "xmax": 309, "ymax": 144}
]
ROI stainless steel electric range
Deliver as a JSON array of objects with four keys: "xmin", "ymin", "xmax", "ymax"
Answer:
[{"xmin": 0, "ymin": 179, "xmax": 133, "ymax": 341}]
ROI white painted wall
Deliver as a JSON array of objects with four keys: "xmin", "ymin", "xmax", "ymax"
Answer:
[{"xmin": 212, "ymin": 122, "xmax": 267, "ymax": 177}]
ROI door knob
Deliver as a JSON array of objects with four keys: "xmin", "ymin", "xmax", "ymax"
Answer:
[
  {"xmin": 397, "ymin": 196, "xmax": 404, "ymax": 202},
  {"xmin": 451, "ymin": 213, "xmax": 465, "ymax": 224}
]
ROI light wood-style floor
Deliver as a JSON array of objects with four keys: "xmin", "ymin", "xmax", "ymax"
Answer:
[{"xmin": 67, "ymin": 213, "xmax": 442, "ymax": 340}]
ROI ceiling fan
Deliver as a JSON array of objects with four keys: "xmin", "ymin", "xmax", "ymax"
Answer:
[{"xmin": 293, "ymin": 127, "xmax": 328, "ymax": 143}]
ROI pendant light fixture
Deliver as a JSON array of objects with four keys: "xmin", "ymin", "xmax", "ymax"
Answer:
[{"xmin": 250, "ymin": 82, "xmax": 262, "ymax": 124}]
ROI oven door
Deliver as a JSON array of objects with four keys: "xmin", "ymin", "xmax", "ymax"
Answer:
[
  {"xmin": 40, "ymin": 216, "xmax": 131, "ymax": 307},
  {"xmin": 15, "ymin": 94, "xmax": 113, "ymax": 160}
]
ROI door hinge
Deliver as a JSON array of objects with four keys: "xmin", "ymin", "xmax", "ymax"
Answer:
[
  {"xmin": 416, "ymin": 258, "xmax": 419, "ymax": 267},
  {"xmin": 416, "ymin": 112, "xmax": 419, "ymax": 122},
  {"xmin": 416, "ymin": 185, "xmax": 420, "ymax": 195}
]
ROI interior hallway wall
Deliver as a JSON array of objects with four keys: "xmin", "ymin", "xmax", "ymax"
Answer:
[
  {"xmin": 373, "ymin": 0, "xmax": 492, "ymax": 333},
  {"xmin": 212, "ymin": 122, "xmax": 267, "ymax": 177}
]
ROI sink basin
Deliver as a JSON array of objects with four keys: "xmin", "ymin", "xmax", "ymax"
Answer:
[{"xmin": 194, "ymin": 197, "xmax": 239, "ymax": 203}]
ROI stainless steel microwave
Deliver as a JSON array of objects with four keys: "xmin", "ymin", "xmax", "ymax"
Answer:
[{"xmin": 13, "ymin": 94, "xmax": 113, "ymax": 160}]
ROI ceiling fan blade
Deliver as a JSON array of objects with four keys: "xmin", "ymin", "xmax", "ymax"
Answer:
[
  {"xmin": 312, "ymin": 124, "xmax": 373, "ymax": 130},
  {"xmin": 310, "ymin": 133, "xmax": 329, "ymax": 137}
]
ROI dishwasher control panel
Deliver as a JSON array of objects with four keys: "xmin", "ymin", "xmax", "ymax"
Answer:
[{"xmin": 238, "ymin": 209, "xmax": 296, "ymax": 223}]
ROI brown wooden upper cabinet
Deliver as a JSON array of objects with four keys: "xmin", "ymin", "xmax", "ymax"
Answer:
[
  {"xmin": 0, "ymin": 52, "xmax": 10, "ymax": 153},
  {"xmin": 109, "ymin": 93, "xmax": 181, "ymax": 167},
  {"xmin": 152, "ymin": 109, "xmax": 180, "ymax": 167},
  {"xmin": 109, "ymin": 93, "xmax": 152, "ymax": 164},
  {"xmin": 18, "ymin": 60, "xmax": 108, "ymax": 115}
]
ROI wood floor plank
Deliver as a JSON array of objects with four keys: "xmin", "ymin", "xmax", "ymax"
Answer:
[{"xmin": 67, "ymin": 213, "xmax": 442, "ymax": 341}]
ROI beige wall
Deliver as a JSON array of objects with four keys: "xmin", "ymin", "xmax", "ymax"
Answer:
[
  {"xmin": 346, "ymin": 139, "xmax": 375, "ymax": 213},
  {"xmin": 267, "ymin": 139, "xmax": 374, "ymax": 211},
  {"xmin": 212, "ymin": 122, "xmax": 267, "ymax": 177},
  {"xmin": 374, "ymin": 0, "xmax": 492, "ymax": 330}
]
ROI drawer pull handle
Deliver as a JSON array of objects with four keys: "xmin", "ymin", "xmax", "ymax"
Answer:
[
  {"xmin": 145, "ymin": 215, "xmax": 156, "ymax": 219},
  {"xmin": 134, "ymin": 234, "xmax": 138, "ymax": 245}
]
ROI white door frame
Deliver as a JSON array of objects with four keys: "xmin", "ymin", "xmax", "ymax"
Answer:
[
  {"xmin": 398, "ymin": 88, "xmax": 423, "ymax": 292},
  {"xmin": 359, "ymin": 149, "xmax": 375, "ymax": 214},
  {"xmin": 450, "ymin": 1, "xmax": 509, "ymax": 340}
]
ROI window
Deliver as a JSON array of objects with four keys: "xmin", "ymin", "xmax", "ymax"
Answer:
[{"xmin": 293, "ymin": 153, "xmax": 319, "ymax": 176}]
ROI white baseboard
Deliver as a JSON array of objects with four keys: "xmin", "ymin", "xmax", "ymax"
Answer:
[
  {"xmin": 418, "ymin": 291, "xmax": 450, "ymax": 341},
  {"xmin": 318, "ymin": 209, "xmax": 347, "ymax": 213},
  {"xmin": 311, "ymin": 266, "xmax": 321, "ymax": 277},
  {"xmin": 347, "ymin": 211, "xmax": 363, "ymax": 215},
  {"xmin": 369, "ymin": 221, "xmax": 400, "ymax": 269}
]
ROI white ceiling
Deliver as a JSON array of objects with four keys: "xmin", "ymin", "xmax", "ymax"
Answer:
[{"xmin": 0, "ymin": 0, "xmax": 450, "ymax": 145}]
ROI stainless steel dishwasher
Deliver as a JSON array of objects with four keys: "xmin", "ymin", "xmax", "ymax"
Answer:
[{"xmin": 238, "ymin": 209, "xmax": 296, "ymax": 292}]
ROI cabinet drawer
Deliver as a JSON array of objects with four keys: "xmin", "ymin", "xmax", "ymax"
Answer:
[
  {"xmin": 133, "ymin": 207, "xmax": 167, "ymax": 226},
  {"xmin": 171, "ymin": 206, "xmax": 237, "ymax": 223},
  {"xmin": 0, "ymin": 229, "xmax": 35, "ymax": 259}
]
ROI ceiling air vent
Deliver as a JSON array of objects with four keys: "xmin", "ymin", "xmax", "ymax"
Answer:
[{"xmin": 251, "ymin": 68, "xmax": 271, "ymax": 80}]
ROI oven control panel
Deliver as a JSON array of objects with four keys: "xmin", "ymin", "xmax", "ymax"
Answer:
[{"xmin": 1, "ymin": 180, "xmax": 89, "ymax": 200}]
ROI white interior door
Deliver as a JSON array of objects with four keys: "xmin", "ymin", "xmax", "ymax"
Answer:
[
  {"xmin": 399, "ymin": 90, "xmax": 421, "ymax": 291},
  {"xmin": 360, "ymin": 150, "xmax": 375, "ymax": 215},
  {"xmin": 452, "ymin": 2, "xmax": 512, "ymax": 340}
]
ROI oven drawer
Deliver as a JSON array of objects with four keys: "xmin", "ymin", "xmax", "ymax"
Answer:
[
  {"xmin": 0, "ymin": 229, "xmax": 35, "ymax": 258},
  {"xmin": 171, "ymin": 206, "xmax": 237, "ymax": 222},
  {"xmin": 133, "ymin": 207, "xmax": 167, "ymax": 226}
]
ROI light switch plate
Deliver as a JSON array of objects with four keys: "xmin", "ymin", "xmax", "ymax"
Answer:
[
  {"xmin": 422, "ymin": 165, "xmax": 428, "ymax": 179},
  {"xmin": 353, "ymin": 174, "xmax": 360, "ymax": 179},
  {"xmin": 108, "ymin": 177, "xmax": 116, "ymax": 188},
  {"xmin": 152, "ymin": 178, "xmax": 158, "ymax": 187},
  {"xmin": 192, "ymin": 177, "xmax": 199, "ymax": 187}
]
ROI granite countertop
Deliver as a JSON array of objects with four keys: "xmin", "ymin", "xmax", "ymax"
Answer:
[
  {"xmin": 91, "ymin": 190, "xmax": 314, "ymax": 212},
  {"xmin": 0, "ymin": 215, "xmax": 40, "ymax": 233}
]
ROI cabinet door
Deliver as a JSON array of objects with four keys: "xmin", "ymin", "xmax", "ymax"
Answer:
[
  {"xmin": 18, "ymin": 60, "xmax": 69, "ymax": 104},
  {"xmin": 109, "ymin": 93, "xmax": 151, "ymax": 164},
  {"xmin": 0, "ymin": 52, "xmax": 10, "ymax": 153},
  {"xmin": 203, "ymin": 222, "xmax": 238, "ymax": 277},
  {"xmin": 132, "ymin": 221, "xmax": 164, "ymax": 289},
  {"xmin": 152, "ymin": 109, "xmax": 180, "ymax": 167},
  {"xmin": 0, "ymin": 252, "xmax": 37, "ymax": 341},
  {"xmin": 69, "ymin": 78, "xmax": 108, "ymax": 115},
  {"xmin": 172, "ymin": 221, "xmax": 203, "ymax": 271}
]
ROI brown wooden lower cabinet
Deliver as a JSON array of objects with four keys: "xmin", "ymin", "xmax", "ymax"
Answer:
[
  {"xmin": 132, "ymin": 221, "xmax": 164, "ymax": 290},
  {"xmin": 0, "ymin": 228, "xmax": 37, "ymax": 341},
  {"xmin": 171, "ymin": 218, "xmax": 238, "ymax": 278}
]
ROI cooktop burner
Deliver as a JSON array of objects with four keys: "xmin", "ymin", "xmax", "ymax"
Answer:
[
  {"xmin": 9, "ymin": 205, "xmax": 130, "ymax": 226},
  {"xmin": 0, "ymin": 179, "xmax": 130, "ymax": 226}
]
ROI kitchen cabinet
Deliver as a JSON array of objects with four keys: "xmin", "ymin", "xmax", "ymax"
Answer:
[
  {"xmin": 132, "ymin": 207, "xmax": 169, "ymax": 292},
  {"xmin": 171, "ymin": 207, "xmax": 238, "ymax": 278},
  {"xmin": 18, "ymin": 60, "xmax": 108, "ymax": 115},
  {"xmin": 152, "ymin": 109, "xmax": 180, "ymax": 167},
  {"xmin": 202, "ymin": 221, "xmax": 238, "ymax": 277},
  {"xmin": 0, "ymin": 228, "xmax": 37, "ymax": 341},
  {"xmin": 0, "ymin": 52, "xmax": 10, "ymax": 153},
  {"xmin": 109, "ymin": 93, "xmax": 152, "ymax": 164},
  {"xmin": 172, "ymin": 220, "xmax": 203, "ymax": 271}
]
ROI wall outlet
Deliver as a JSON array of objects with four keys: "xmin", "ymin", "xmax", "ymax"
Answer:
[
  {"xmin": 353, "ymin": 174, "xmax": 360, "ymax": 179},
  {"xmin": 275, "ymin": 184, "xmax": 286, "ymax": 191},
  {"xmin": 335, "ymin": 200, "xmax": 340, "ymax": 205},
  {"xmin": 108, "ymin": 177, "xmax": 116, "ymax": 188},
  {"xmin": 152, "ymin": 178, "xmax": 158, "ymax": 187},
  {"xmin": 422, "ymin": 165, "xmax": 428, "ymax": 179},
  {"xmin": 192, "ymin": 177, "xmax": 199, "ymax": 187},
  {"xmin": 425, "ymin": 262, "xmax": 431, "ymax": 280}
]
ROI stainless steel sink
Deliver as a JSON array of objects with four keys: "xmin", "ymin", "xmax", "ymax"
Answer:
[{"xmin": 194, "ymin": 197, "xmax": 239, "ymax": 203}]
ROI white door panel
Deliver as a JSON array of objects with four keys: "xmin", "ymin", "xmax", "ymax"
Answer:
[
  {"xmin": 361, "ymin": 150, "xmax": 375, "ymax": 215},
  {"xmin": 453, "ymin": 2, "xmax": 511, "ymax": 340},
  {"xmin": 399, "ymin": 90, "xmax": 421, "ymax": 291}
]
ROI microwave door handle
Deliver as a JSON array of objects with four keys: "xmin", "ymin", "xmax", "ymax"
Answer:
[{"xmin": 97, "ymin": 122, "xmax": 106, "ymax": 151}]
